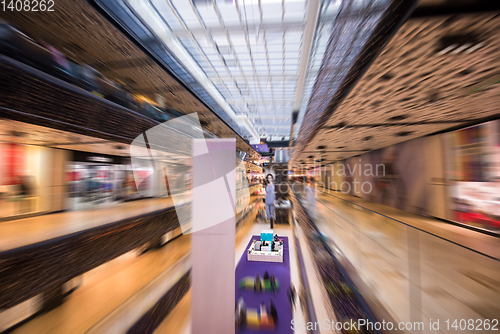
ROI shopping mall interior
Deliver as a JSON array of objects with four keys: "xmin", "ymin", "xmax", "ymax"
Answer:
[{"xmin": 0, "ymin": 0, "xmax": 499, "ymax": 333}]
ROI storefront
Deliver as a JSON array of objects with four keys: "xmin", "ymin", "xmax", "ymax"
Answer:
[
  {"xmin": 66, "ymin": 151, "xmax": 159, "ymax": 211},
  {"xmin": 0, "ymin": 143, "xmax": 67, "ymax": 219},
  {"xmin": 445, "ymin": 119, "xmax": 500, "ymax": 230}
]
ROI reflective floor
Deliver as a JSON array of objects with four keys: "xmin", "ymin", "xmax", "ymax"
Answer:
[{"xmin": 0, "ymin": 197, "xmax": 174, "ymax": 251}]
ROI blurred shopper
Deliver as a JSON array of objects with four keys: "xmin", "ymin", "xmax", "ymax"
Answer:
[
  {"xmin": 40, "ymin": 40, "xmax": 70, "ymax": 71},
  {"xmin": 15, "ymin": 176, "xmax": 27, "ymax": 214},
  {"xmin": 288, "ymin": 285, "xmax": 297, "ymax": 309},
  {"xmin": 235, "ymin": 296, "xmax": 247, "ymax": 329},
  {"xmin": 13, "ymin": 175, "xmax": 34, "ymax": 214},
  {"xmin": 255, "ymin": 273, "xmax": 262, "ymax": 291},
  {"xmin": 269, "ymin": 300, "xmax": 278, "ymax": 324},
  {"xmin": 306, "ymin": 179, "xmax": 317, "ymax": 219},
  {"xmin": 23, "ymin": 176, "xmax": 35, "ymax": 213},
  {"xmin": 79, "ymin": 64, "xmax": 100, "ymax": 92},
  {"xmin": 265, "ymin": 174, "xmax": 276, "ymax": 228},
  {"xmin": 379, "ymin": 148, "xmax": 407, "ymax": 210},
  {"xmin": 270, "ymin": 274, "xmax": 277, "ymax": 292}
]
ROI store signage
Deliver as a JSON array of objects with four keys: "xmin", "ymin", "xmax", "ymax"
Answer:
[
  {"xmin": 87, "ymin": 156, "xmax": 113, "ymax": 163},
  {"xmin": 71, "ymin": 150, "xmax": 123, "ymax": 164}
]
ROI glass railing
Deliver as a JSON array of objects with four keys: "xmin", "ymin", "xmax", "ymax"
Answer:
[
  {"xmin": 310, "ymin": 190, "xmax": 500, "ymax": 333},
  {"xmin": 86, "ymin": 253, "xmax": 191, "ymax": 334}
]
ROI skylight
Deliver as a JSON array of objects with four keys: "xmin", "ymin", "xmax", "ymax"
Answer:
[{"xmin": 126, "ymin": 0, "xmax": 341, "ymax": 141}]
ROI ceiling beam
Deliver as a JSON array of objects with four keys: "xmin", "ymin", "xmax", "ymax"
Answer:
[
  {"xmin": 256, "ymin": 124, "xmax": 292, "ymax": 128},
  {"xmin": 322, "ymin": 120, "xmax": 468, "ymax": 130},
  {"xmin": 171, "ymin": 21, "xmax": 305, "ymax": 38},
  {"xmin": 210, "ymin": 75, "xmax": 302, "ymax": 81},
  {"xmin": 293, "ymin": 0, "xmax": 321, "ymax": 112},
  {"xmin": 248, "ymin": 115, "xmax": 291, "ymax": 119}
]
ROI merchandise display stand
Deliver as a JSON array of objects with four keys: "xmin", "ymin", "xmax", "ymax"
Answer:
[{"xmin": 247, "ymin": 230, "xmax": 284, "ymax": 263}]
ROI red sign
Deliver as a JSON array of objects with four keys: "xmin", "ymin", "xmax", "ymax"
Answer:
[{"xmin": 4, "ymin": 143, "xmax": 24, "ymax": 185}]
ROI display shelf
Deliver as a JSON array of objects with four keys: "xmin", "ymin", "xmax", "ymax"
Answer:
[{"xmin": 247, "ymin": 239, "xmax": 283, "ymax": 263}]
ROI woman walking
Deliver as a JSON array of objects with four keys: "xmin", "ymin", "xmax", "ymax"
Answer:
[{"xmin": 265, "ymin": 174, "xmax": 276, "ymax": 228}]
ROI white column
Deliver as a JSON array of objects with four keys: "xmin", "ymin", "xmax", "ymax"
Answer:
[{"xmin": 191, "ymin": 139, "xmax": 235, "ymax": 334}]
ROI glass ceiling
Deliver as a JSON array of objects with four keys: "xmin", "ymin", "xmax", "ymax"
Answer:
[
  {"xmin": 151, "ymin": 0, "xmax": 338, "ymax": 139},
  {"xmin": 94, "ymin": 0, "xmax": 387, "ymax": 143},
  {"xmin": 122, "ymin": 0, "xmax": 342, "ymax": 141}
]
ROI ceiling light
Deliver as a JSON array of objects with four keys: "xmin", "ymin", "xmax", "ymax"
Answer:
[
  {"xmin": 438, "ymin": 33, "xmax": 482, "ymax": 56},
  {"xmin": 451, "ymin": 43, "xmax": 471, "ymax": 54},
  {"xmin": 438, "ymin": 44, "xmax": 457, "ymax": 56},
  {"xmin": 465, "ymin": 43, "xmax": 484, "ymax": 53}
]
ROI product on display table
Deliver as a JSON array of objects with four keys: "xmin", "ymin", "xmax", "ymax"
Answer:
[
  {"xmin": 247, "ymin": 230, "xmax": 284, "ymax": 263},
  {"xmin": 238, "ymin": 275, "xmax": 280, "ymax": 292},
  {"xmin": 261, "ymin": 230, "xmax": 273, "ymax": 242},
  {"xmin": 236, "ymin": 297, "xmax": 276, "ymax": 331},
  {"xmin": 246, "ymin": 308, "xmax": 275, "ymax": 330}
]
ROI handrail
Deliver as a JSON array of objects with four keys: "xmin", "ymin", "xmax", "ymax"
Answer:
[
  {"xmin": 321, "ymin": 191, "xmax": 499, "ymax": 261},
  {"xmin": 86, "ymin": 253, "xmax": 191, "ymax": 334},
  {"xmin": 0, "ymin": 56, "xmax": 205, "ymax": 153},
  {"xmin": 293, "ymin": 233, "xmax": 319, "ymax": 334},
  {"xmin": 292, "ymin": 192, "xmax": 381, "ymax": 334},
  {"xmin": 0, "ymin": 205, "xmax": 182, "ymax": 309}
]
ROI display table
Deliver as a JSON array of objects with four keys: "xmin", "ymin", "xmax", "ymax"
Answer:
[{"xmin": 247, "ymin": 239, "xmax": 283, "ymax": 263}]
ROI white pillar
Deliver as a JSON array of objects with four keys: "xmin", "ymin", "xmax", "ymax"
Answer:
[{"xmin": 191, "ymin": 139, "xmax": 235, "ymax": 334}]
